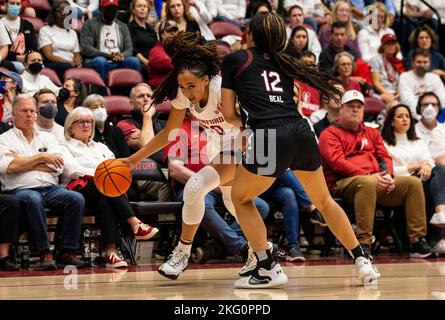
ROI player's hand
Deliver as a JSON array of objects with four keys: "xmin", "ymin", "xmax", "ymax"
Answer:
[
  {"xmin": 118, "ymin": 157, "xmax": 136, "ymax": 170},
  {"xmin": 143, "ymin": 104, "xmax": 156, "ymax": 118}
]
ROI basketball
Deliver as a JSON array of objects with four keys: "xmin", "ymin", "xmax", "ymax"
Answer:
[{"xmin": 94, "ymin": 159, "xmax": 132, "ymax": 197}]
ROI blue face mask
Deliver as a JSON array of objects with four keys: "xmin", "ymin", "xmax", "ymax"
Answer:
[{"xmin": 7, "ymin": 5, "xmax": 21, "ymax": 17}]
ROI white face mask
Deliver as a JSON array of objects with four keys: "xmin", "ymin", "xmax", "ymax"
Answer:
[
  {"xmin": 93, "ymin": 107, "xmax": 107, "ymax": 124},
  {"xmin": 422, "ymin": 104, "xmax": 438, "ymax": 122}
]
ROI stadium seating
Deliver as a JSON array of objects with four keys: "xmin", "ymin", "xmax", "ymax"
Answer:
[
  {"xmin": 41, "ymin": 68, "xmax": 62, "ymax": 87},
  {"xmin": 209, "ymin": 21, "xmax": 243, "ymax": 39}
]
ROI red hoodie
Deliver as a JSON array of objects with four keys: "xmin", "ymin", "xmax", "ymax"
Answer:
[{"xmin": 319, "ymin": 121, "xmax": 393, "ymax": 190}]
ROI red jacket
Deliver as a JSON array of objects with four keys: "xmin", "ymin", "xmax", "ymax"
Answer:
[
  {"xmin": 319, "ymin": 121, "xmax": 393, "ymax": 190},
  {"xmin": 147, "ymin": 41, "xmax": 173, "ymax": 89}
]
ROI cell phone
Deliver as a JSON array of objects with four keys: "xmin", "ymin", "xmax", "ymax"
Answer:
[{"xmin": 0, "ymin": 80, "xmax": 7, "ymax": 95}]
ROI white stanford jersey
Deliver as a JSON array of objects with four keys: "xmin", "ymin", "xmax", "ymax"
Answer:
[{"xmin": 171, "ymin": 75, "xmax": 240, "ymax": 161}]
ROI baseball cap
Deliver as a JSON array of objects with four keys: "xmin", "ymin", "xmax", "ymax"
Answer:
[
  {"xmin": 381, "ymin": 33, "xmax": 397, "ymax": 45},
  {"xmin": 0, "ymin": 68, "xmax": 22, "ymax": 90},
  {"xmin": 341, "ymin": 90, "xmax": 364, "ymax": 105},
  {"xmin": 159, "ymin": 20, "xmax": 179, "ymax": 33},
  {"xmin": 100, "ymin": 0, "xmax": 118, "ymax": 7}
]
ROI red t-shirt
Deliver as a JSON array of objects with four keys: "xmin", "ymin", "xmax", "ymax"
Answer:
[
  {"xmin": 163, "ymin": 119, "xmax": 209, "ymax": 175},
  {"xmin": 296, "ymin": 81, "xmax": 321, "ymax": 117}
]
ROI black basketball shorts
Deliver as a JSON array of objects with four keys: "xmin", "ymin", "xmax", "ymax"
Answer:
[{"xmin": 242, "ymin": 117, "xmax": 322, "ymax": 177}]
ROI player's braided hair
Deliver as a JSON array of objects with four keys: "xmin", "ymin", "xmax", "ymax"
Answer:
[
  {"xmin": 249, "ymin": 12, "xmax": 342, "ymax": 101},
  {"xmin": 152, "ymin": 31, "xmax": 221, "ymax": 105}
]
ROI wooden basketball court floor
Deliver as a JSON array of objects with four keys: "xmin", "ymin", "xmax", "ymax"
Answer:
[{"xmin": 1, "ymin": 256, "xmax": 445, "ymax": 300}]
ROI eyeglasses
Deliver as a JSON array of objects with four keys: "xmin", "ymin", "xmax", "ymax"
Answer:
[
  {"xmin": 339, "ymin": 63, "xmax": 352, "ymax": 67},
  {"xmin": 421, "ymin": 103, "xmax": 439, "ymax": 108},
  {"xmin": 73, "ymin": 119, "xmax": 93, "ymax": 126}
]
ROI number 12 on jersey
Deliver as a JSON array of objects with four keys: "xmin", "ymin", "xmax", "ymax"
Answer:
[{"xmin": 261, "ymin": 70, "xmax": 283, "ymax": 92}]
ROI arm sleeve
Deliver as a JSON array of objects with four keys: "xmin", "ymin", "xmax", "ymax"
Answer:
[
  {"xmin": 80, "ymin": 20, "xmax": 105, "ymax": 58},
  {"xmin": 0, "ymin": 136, "xmax": 14, "ymax": 174},
  {"xmin": 372, "ymin": 129, "xmax": 394, "ymax": 175},
  {"xmin": 221, "ymin": 50, "xmax": 245, "ymax": 90},
  {"xmin": 117, "ymin": 120, "xmax": 138, "ymax": 142},
  {"xmin": 38, "ymin": 27, "xmax": 52, "ymax": 49},
  {"xmin": 195, "ymin": 0, "xmax": 213, "ymax": 24},
  {"xmin": 319, "ymin": 129, "xmax": 370, "ymax": 176},
  {"xmin": 0, "ymin": 21, "xmax": 11, "ymax": 47},
  {"xmin": 120, "ymin": 25, "xmax": 134, "ymax": 58},
  {"xmin": 398, "ymin": 73, "xmax": 418, "ymax": 115},
  {"xmin": 430, "ymin": 127, "xmax": 445, "ymax": 159}
]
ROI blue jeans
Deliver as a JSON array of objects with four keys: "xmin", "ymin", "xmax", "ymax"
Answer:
[
  {"xmin": 261, "ymin": 170, "xmax": 313, "ymax": 247},
  {"xmin": 9, "ymin": 185, "xmax": 85, "ymax": 252},
  {"xmin": 85, "ymin": 56, "xmax": 142, "ymax": 82},
  {"xmin": 177, "ymin": 189, "xmax": 269, "ymax": 255}
]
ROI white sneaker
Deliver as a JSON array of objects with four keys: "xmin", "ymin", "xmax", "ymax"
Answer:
[
  {"xmin": 239, "ymin": 242, "xmax": 274, "ymax": 277},
  {"xmin": 355, "ymin": 256, "xmax": 381, "ymax": 284},
  {"xmin": 158, "ymin": 245, "xmax": 190, "ymax": 280},
  {"xmin": 234, "ymin": 262, "xmax": 288, "ymax": 289},
  {"xmin": 430, "ymin": 211, "xmax": 445, "ymax": 227},
  {"xmin": 434, "ymin": 239, "xmax": 445, "ymax": 255}
]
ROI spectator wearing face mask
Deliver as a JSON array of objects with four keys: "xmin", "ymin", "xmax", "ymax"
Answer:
[
  {"xmin": 415, "ymin": 92, "xmax": 445, "ymax": 148},
  {"xmin": 22, "ymin": 51, "xmax": 60, "ymax": 97},
  {"xmin": 54, "ymin": 78, "xmax": 87, "ymax": 126},
  {"xmin": 82, "ymin": 94, "xmax": 130, "ymax": 158},
  {"xmin": 34, "ymin": 88, "xmax": 65, "ymax": 143},
  {"xmin": 1, "ymin": 0, "xmax": 38, "ymax": 74},
  {"xmin": 398, "ymin": 48, "xmax": 445, "ymax": 120}
]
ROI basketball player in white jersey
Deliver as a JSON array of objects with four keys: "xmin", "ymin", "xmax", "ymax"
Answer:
[{"xmin": 124, "ymin": 32, "xmax": 264, "ymax": 280}]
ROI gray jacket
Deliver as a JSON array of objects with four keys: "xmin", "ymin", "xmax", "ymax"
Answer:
[{"xmin": 80, "ymin": 17, "xmax": 133, "ymax": 61}]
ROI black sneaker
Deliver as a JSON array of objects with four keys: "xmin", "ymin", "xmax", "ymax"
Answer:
[
  {"xmin": 287, "ymin": 246, "xmax": 306, "ymax": 262},
  {"xmin": 195, "ymin": 242, "xmax": 225, "ymax": 264},
  {"xmin": 410, "ymin": 238, "xmax": 435, "ymax": 259},
  {"xmin": 309, "ymin": 209, "xmax": 328, "ymax": 227},
  {"xmin": 0, "ymin": 256, "xmax": 20, "ymax": 271},
  {"xmin": 56, "ymin": 251, "xmax": 90, "ymax": 269}
]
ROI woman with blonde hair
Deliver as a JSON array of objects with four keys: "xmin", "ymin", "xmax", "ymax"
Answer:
[
  {"xmin": 357, "ymin": 2, "xmax": 396, "ymax": 63},
  {"xmin": 164, "ymin": 0, "xmax": 200, "ymax": 33},
  {"xmin": 128, "ymin": 0, "xmax": 158, "ymax": 68},
  {"xmin": 319, "ymin": 0, "xmax": 359, "ymax": 53},
  {"xmin": 63, "ymin": 107, "xmax": 159, "ymax": 268}
]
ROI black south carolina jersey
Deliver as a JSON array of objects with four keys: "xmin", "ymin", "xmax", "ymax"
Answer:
[{"xmin": 221, "ymin": 47, "xmax": 302, "ymax": 127}]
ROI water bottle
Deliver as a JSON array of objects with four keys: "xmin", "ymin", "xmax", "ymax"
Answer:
[
  {"xmin": 21, "ymin": 246, "xmax": 30, "ymax": 269},
  {"xmin": 82, "ymin": 229, "xmax": 92, "ymax": 263}
]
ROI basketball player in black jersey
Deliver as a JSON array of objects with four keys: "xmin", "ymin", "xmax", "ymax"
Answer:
[{"xmin": 221, "ymin": 12, "xmax": 381, "ymax": 289}]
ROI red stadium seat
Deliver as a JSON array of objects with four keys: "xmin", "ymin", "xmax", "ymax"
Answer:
[
  {"xmin": 22, "ymin": 16, "xmax": 46, "ymax": 33},
  {"xmin": 104, "ymin": 95, "xmax": 132, "ymax": 116},
  {"xmin": 364, "ymin": 97, "xmax": 386, "ymax": 115},
  {"xmin": 28, "ymin": 0, "xmax": 51, "ymax": 11},
  {"xmin": 64, "ymin": 67, "xmax": 109, "ymax": 94},
  {"xmin": 107, "ymin": 68, "xmax": 144, "ymax": 88},
  {"xmin": 209, "ymin": 21, "xmax": 243, "ymax": 39},
  {"xmin": 41, "ymin": 68, "xmax": 62, "ymax": 87},
  {"xmin": 154, "ymin": 101, "xmax": 171, "ymax": 114}
]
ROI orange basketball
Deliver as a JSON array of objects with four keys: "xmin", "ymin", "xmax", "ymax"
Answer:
[{"xmin": 94, "ymin": 159, "xmax": 132, "ymax": 197}]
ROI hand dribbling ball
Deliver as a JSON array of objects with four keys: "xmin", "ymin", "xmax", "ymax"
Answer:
[{"xmin": 94, "ymin": 159, "xmax": 132, "ymax": 197}]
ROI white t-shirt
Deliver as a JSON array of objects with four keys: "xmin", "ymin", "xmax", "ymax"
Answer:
[
  {"xmin": 1, "ymin": 17, "xmax": 20, "ymax": 42},
  {"xmin": 39, "ymin": 25, "xmax": 80, "ymax": 62},
  {"xmin": 171, "ymin": 75, "xmax": 240, "ymax": 161},
  {"xmin": 99, "ymin": 22, "xmax": 120, "ymax": 54},
  {"xmin": 0, "ymin": 20, "xmax": 12, "ymax": 47},
  {"xmin": 35, "ymin": 122, "xmax": 66, "ymax": 144}
]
